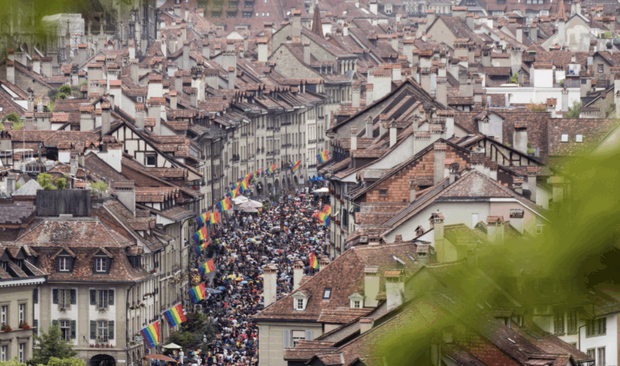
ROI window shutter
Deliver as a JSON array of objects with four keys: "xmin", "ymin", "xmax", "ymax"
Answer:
[
  {"xmin": 33, "ymin": 289, "xmax": 38, "ymax": 304},
  {"xmin": 90, "ymin": 321, "xmax": 96, "ymax": 339},
  {"xmin": 70, "ymin": 289, "xmax": 77, "ymax": 305},
  {"xmin": 68, "ymin": 258, "xmax": 74, "ymax": 272},
  {"xmin": 56, "ymin": 258, "xmax": 61, "ymax": 272},
  {"xmin": 90, "ymin": 290, "xmax": 96, "ymax": 305},
  {"xmin": 108, "ymin": 290, "xmax": 114, "ymax": 306},
  {"xmin": 53, "ymin": 289, "xmax": 59, "ymax": 304},
  {"xmin": 305, "ymin": 330, "xmax": 313, "ymax": 341},
  {"xmin": 108, "ymin": 321, "xmax": 114, "ymax": 340},
  {"xmin": 106, "ymin": 258, "xmax": 111, "ymax": 274},
  {"xmin": 282, "ymin": 330, "xmax": 291, "ymax": 349},
  {"xmin": 70, "ymin": 320, "xmax": 76, "ymax": 339}
]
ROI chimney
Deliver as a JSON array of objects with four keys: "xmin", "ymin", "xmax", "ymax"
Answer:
[
  {"xmin": 352, "ymin": 81, "xmax": 361, "ymax": 108},
  {"xmin": 130, "ymin": 59, "xmax": 139, "ymax": 83},
  {"xmin": 426, "ymin": 9, "xmax": 435, "ymax": 29},
  {"xmin": 510, "ymin": 209, "xmax": 524, "ymax": 234},
  {"xmin": 27, "ymin": 88, "xmax": 34, "ymax": 112},
  {"xmin": 6, "ymin": 61, "xmax": 15, "ymax": 84},
  {"xmin": 147, "ymin": 74, "xmax": 164, "ymax": 100},
  {"xmin": 202, "ymin": 41, "xmax": 210, "ymax": 60},
  {"xmin": 486, "ymin": 216, "xmax": 504, "ymax": 244},
  {"xmin": 80, "ymin": 105, "xmax": 95, "ymax": 131},
  {"xmin": 41, "ymin": 56, "xmax": 52, "ymax": 77},
  {"xmin": 392, "ymin": 64, "xmax": 402, "ymax": 82},
  {"xmin": 303, "ymin": 42, "xmax": 311, "ymax": 65},
  {"xmin": 391, "ymin": 35, "xmax": 399, "ymax": 52},
  {"xmin": 32, "ymin": 55, "xmax": 41, "ymax": 75},
  {"xmin": 516, "ymin": 26, "xmax": 523, "ymax": 44},
  {"xmin": 369, "ymin": 0, "xmax": 378, "ymax": 15},
  {"xmin": 350, "ymin": 126, "xmax": 358, "ymax": 151},
  {"xmin": 292, "ymin": 9, "xmax": 302, "ymax": 39},
  {"xmin": 466, "ymin": 13, "xmax": 475, "ymax": 30},
  {"xmin": 366, "ymin": 83, "xmax": 374, "ymax": 105},
  {"xmin": 385, "ymin": 271, "xmax": 404, "ymax": 312},
  {"xmin": 293, "ymin": 260, "xmax": 304, "ymax": 290},
  {"xmin": 262, "ymin": 264, "xmax": 278, "ymax": 307},
  {"xmin": 183, "ymin": 41, "xmax": 190, "ymax": 70},
  {"xmin": 403, "ymin": 39, "xmax": 415, "ymax": 66},
  {"xmin": 409, "ymin": 180, "xmax": 417, "ymax": 202},
  {"xmin": 365, "ymin": 115, "xmax": 373, "ymax": 138},
  {"xmin": 431, "ymin": 212, "xmax": 445, "ymax": 262},
  {"xmin": 434, "ymin": 142, "xmax": 447, "ymax": 185},
  {"xmin": 389, "ymin": 122, "xmax": 397, "ymax": 147},
  {"xmin": 135, "ymin": 104, "xmax": 145, "ymax": 129},
  {"xmin": 114, "ymin": 181, "xmax": 136, "ymax": 216},
  {"xmin": 258, "ymin": 38, "xmax": 268, "ymax": 62},
  {"xmin": 436, "ymin": 77, "xmax": 447, "ymax": 107},
  {"xmin": 101, "ymin": 103, "xmax": 111, "ymax": 135},
  {"xmin": 170, "ymin": 90, "xmax": 178, "ymax": 110},
  {"xmin": 448, "ymin": 162, "xmax": 459, "ymax": 184},
  {"xmin": 364, "ymin": 266, "xmax": 379, "ymax": 307},
  {"xmin": 190, "ymin": 88, "xmax": 198, "ymax": 108},
  {"xmin": 527, "ymin": 166, "xmax": 538, "ymax": 204},
  {"xmin": 343, "ymin": 23, "xmax": 349, "ymax": 37},
  {"xmin": 360, "ymin": 318, "xmax": 374, "ymax": 333},
  {"xmin": 489, "ymin": 162, "xmax": 498, "ymax": 181},
  {"xmin": 530, "ymin": 24, "xmax": 538, "ymax": 42},
  {"xmin": 6, "ymin": 174, "xmax": 16, "ymax": 197},
  {"xmin": 228, "ymin": 67, "xmax": 236, "ymax": 89},
  {"xmin": 513, "ymin": 124, "xmax": 528, "ymax": 154}
]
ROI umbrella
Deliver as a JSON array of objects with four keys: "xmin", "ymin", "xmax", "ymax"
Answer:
[
  {"xmin": 233, "ymin": 196, "xmax": 249, "ymax": 204},
  {"xmin": 313, "ymin": 187, "xmax": 329, "ymax": 193},
  {"xmin": 299, "ymin": 193, "xmax": 306, "ymax": 197},
  {"xmin": 217, "ymin": 286, "xmax": 226, "ymax": 290},
  {"xmin": 206, "ymin": 288, "xmax": 222, "ymax": 295},
  {"xmin": 162, "ymin": 343, "xmax": 183, "ymax": 350},
  {"xmin": 247, "ymin": 199, "xmax": 263, "ymax": 208},
  {"xmin": 240, "ymin": 281, "xmax": 248, "ymax": 284},
  {"xmin": 145, "ymin": 355, "xmax": 178, "ymax": 363}
]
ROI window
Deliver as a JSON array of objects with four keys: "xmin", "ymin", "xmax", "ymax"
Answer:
[
  {"xmin": 554, "ymin": 311, "xmax": 564, "ymax": 334},
  {"xmin": 227, "ymin": 11, "xmax": 236, "ymax": 17},
  {"xmin": 18, "ymin": 343, "xmax": 24, "ymax": 363},
  {"xmin": 53, "ymin": 289, "xmax": 76, "ymax": 309},
  {"xmin": 145, "ymin": 154, "xmax": 157, "ymax": 167},
  {"xmin": 576, "ymin": 134, "xmax": 583, "ymax": 143},
  {"xmin": 561, "ymin": 134, "xmax": 569, "ymax": 142},
  {"xmin": 567, "ymin": 310, "xmax": 577, "ymax": 333},
  {"xmin": 586, "ymin": 318, "xmax": 606, "ymax": 336},
  {"xmin": 229, "ymin": 1, "xmax": 238, "ymax": 6},
  {"xmin": 244, "ymin": 1, "xmax": 254, "ymax": 6},
  {"xmin": 598, "ymin": 64, "xmax": 604, "ymax": 73},
  {"xmin": 18, "ymin": 304, "xmax": 25, "ymax": 325},
  {"xmin": 242, "ymin": 11, "xmax": 252, "ymax": 17},
  {"xmin": 296, "ymin": 299, "xmax": 304, "ymax": 310},
  {"xmin": 587, "ymin": 349, "xmax": 596, "ymax": 360},
  {"xmin": 1, "ymin": 305, "xmax": 7, "ymax": 325},
  {"xmin": 95, "ymin": 258, "xmax": 107, "ymax": 272},
  {"xmin": 379, "ymin": 189, "xmax": 387, "ymax": 196},
  {"xmin": 97, "ymin": 320, "xmax": 109, "ymax": 342},
  {"xmin": 353, "ymin": 300, "xmax": 361, "ymax": 308},
  {"xmin": 292, "ymin": 331, "xmax": 305, "ymax": 347},
  {"xmin": 58, "ymin": 257, "xmax": 70, "ymax": 271},
  {"xmin": 597, "ymin": 347, "xmax": 605, "ymax": 366},
  {"xmin": 323, "ymin": 288, "xmax": 331, "ymax": 300},
  {"xmin": 60, "ymin": 320, "xmax": 71, "ymax": 341},
  {"xmin": 536, "ymin": 224, "xmax": 545, "ymax": 234},
  {"xmin": 1, "ymin": 345, "xmax": 6, "ymax": 362},
  {"xmin": 581, "ymin": 79, "xmax": 587, "ymax": 85}
]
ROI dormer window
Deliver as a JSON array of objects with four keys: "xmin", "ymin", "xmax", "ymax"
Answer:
[
  {"xmin": 297, "ymin": 299, "xmax": 304, "ymax": 309},
  {"xmin": 59, "ymin": 257, "xmax": 70, "ymax": 271},
  {"xmin": 349, "ymin": 292, "xmax": 364, "ymax": 309},
  {"xmin": 93, "ymin": 248, "xmax": 113, "ymax": 275},
  {"xmin": 54, "ymin": 248, "xmax": 76, "ymax": 273},
  {"xmin": 292, "ymin": 291, "xmax": 309, "ymax": 311},
  {"xmin": 576, "ymin": 134, "xmax": 583, "ymax": 143},
  {"xmin": 561, "ymin": 134, "xmax": 569, "ymax": 142},
  {"xmin": 95, "ymin": 258, "xmax": 107, "ymax": 272}
]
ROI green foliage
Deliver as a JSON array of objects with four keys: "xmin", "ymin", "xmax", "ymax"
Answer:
[
  {"xmin": 602, "ymin": 31, "xmax": 613, "ymax": 39},
  {"xmin": 0, "ymin": 113, "xmax": 23, "ymax": 130},
  {"xmin": 0, "ymin": 357, "xmax": 26, "ymax": 366},
  {"xmin": 59, "ymin": 85, "xmax": 72, "ymax": 95},
  {"xmin": 565, "ymin": 101, "xmax": 582, "ymax": 118},
  {"xmin": 559, "ymin": 79, "xmax": 565, "ymax": 87},
  {"xmin": 41, "ymin": 357, "xmax": 86, "ymax": 366},
  {"xmin": 15, "ymin": 183, "xmax": 22, "ymax": 190},
  {"xmin": 90, "ymin": 181, "xmax": 108, "ymax": 196},
  {"xmin": 510, "ymin": 73, "xmax": 518, "ymax": 83},
  {"xmin": 527, "ymin": 103, "xmax": 546, "ymax": 112},
  {"xmin": 37, "ymin": 173, "xmax": 57, "ymax": 190},
  {"xmin": 56, "ymin": 93, "xmax": 67, "ymax": 100},
  {"xmin": 47, "ymin": 101, "xmax": 55, "ymax": 113},
  {"xmin": 168, "ymin": 313, "xmax": 217, "ymax": 350},
  {"xmin": 55, "ymin": 178, "xmax": 67, "ymax": 190},
  {"xmin": 30, "ymin": 325, "xmax": 77, "ymax": 366},
  {"xmin": 47, "ymin": 88, "xmax": 59, "ymax": 102}
]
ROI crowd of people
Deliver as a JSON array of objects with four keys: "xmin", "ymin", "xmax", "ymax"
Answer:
[{"xmin": 188, "ymin": 189, "xmax": 330, "ymax": 366}]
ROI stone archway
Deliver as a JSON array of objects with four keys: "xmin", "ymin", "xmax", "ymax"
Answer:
[
  {"xmin": 256, "ymin": 181, "xmax": 263, "ymax": 195},
  {"xmin": 267, "ymin": 183, "xmax": 273, "ymax": 194},
  {"xmin": 90, "ymin": 354, "xmax": 116, "ymax": 366},
  {"xmin": 274, "ymin": 179, "xmax": 280, "ymax": 193}
]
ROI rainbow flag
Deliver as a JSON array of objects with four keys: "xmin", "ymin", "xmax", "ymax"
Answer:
[
  {"xmin": 196, "ymin": 240, "xmax": 210, "ymax": 255},
  {"xmin": 267, "ymin": 163, "xmax": 277, "ymax": 174},
  {"xmin": 323, "ymin": 242, "xmax": 329, "ymax": 255},
  {"xmin": 209, "ymin": 211, "xmax": 220, "ymax": 225},
  {"xmin": 309, "ymin": 251, "xmax": 319, "ymax": 270},
  {"xmin": 241, "ymin": 173, "xmax": 251, "ymax": 191},
  {"xmin": 291, "ymin": 160, "xmax": 301, "ymax": 173},
  {"xmin": 317, "ymin": 150, "xmax": 329, "ymax": 163},
  {"xmin": 318, "ymin": 213, "xmax": 330, "ymax": 227},
  {"xmin": 193, "ymin": 226, "xmax": 208, "ymax": 242},
  {"xmin": 323, "ymin": 205, "xmax": 331, "ymax": 215},
  {"xmin": 196, "ymin": 212, "xmax": 208, "ymax": 225},
  {"xmin": 218, "ymin": 196, "xmax": 232, "ymax": 211},
  {"xmin": 140, "ymin": 321, "xmax": 161, "ymax": 349},
  {"xmin": 189, "ymin": 283, "xmax": 207, "ymax": 303},
  {"xmin": 200, "ymin": 259, "xmax": 216, "ymax": 275},
  {"xmin": 163, "ymin": 304, "xmax": 187, "ymax": 328},
  {"xmin": 227, "ymin": 187, "xmax": 239, "ymax": 199}
]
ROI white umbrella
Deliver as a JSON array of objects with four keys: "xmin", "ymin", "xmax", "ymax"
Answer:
[
  {"xmin": 233, "ymin": 196, "xmax": 249, "ymax": 204},
  {"xmin": 237, "ymin": 201, "xmax": 260, "ymax": 212},
  {"xmin": 247, "ymin": 199, "xmax": 263, "ymax": 208},
  {"xmin": 313, "ymin": 187, "xmax": 329, "ymax": 193},
  {"xmin": 162, "ymin": 343, "xmax": 183, "ymax": 349}
]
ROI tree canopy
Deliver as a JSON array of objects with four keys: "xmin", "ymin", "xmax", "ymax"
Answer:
[{"xmin": 29, "ymin": 325, "xmax": 77, "ymax": 366}]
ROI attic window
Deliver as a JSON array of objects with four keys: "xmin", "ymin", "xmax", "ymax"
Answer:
[
  {"xmin": 296, "ymin": 299, "xmax": 304, "ymax": 310},
  {"xmin": 58, "ymin": 257, "xmax": 71, "ymax": 272},
  {"xmin": 146, "ymin": 153, "xmax": 157, "ymax": 167},
  {"xmin": 576, "ymin": 134, "xmax": 583, "ymax": 143},
  {"xmin": 379, "ymin": 189, "xmax": 388, "ymax": 196},
  {"xmin": 323, "ymin": 288, "xmax": 332, "ymax": 300},
  {"xmin": 561, "ymin": 134, "xmax": 569, "ymax": 142}
]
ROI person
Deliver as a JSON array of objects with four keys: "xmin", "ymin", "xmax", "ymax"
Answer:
[{"xmin": 178, "ymin": 349, "xmax": 184, "ymax": 366}]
